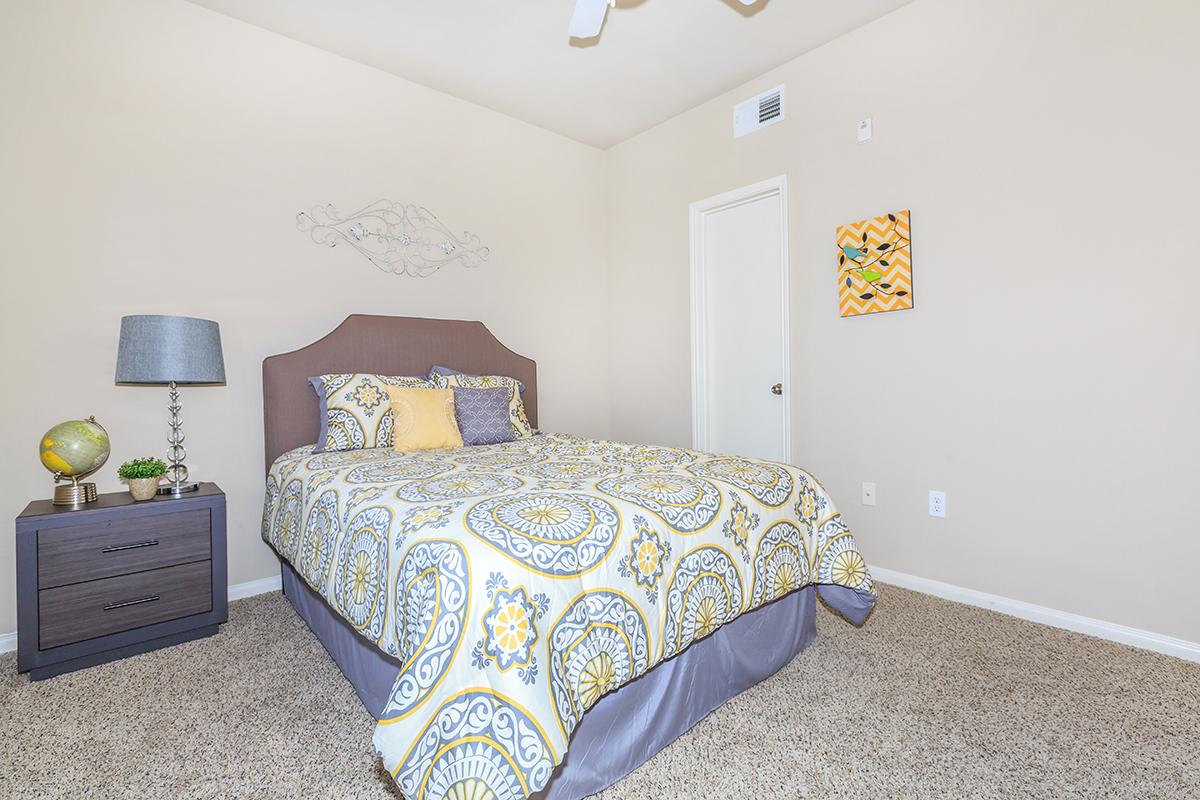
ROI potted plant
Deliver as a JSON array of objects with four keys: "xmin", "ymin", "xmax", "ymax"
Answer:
[{"xmin": 117, "ymin": 457, "xmax": 167, "ymax": 501}]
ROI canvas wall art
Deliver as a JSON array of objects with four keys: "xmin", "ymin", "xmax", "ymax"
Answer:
[{"xmin": 836, "ymin": 209, "xmax": 913, "ymax": 317}]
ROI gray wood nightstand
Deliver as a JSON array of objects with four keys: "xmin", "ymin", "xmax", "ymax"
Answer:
[{"xmin": 15, "ymin": 482, "xmax": 227, "ymax": 680}]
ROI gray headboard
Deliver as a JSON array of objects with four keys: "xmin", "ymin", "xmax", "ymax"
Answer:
[{"xmin": 262, "ymin": 314, "xmax": 538, "ymax": 470}]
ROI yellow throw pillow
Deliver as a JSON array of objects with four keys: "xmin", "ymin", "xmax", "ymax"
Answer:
[{"xmin": 385, "ymin": 386, "xmax": 464, "ymax": 452}]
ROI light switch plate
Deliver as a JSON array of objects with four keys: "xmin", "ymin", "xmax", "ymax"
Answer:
[
  {"xmin": 861, "ymin": 482, "xmax": 877, "ymax": 506},
  {"xmin": 857, "ymin": 117, "xmax": 873, "ymax": 144}
]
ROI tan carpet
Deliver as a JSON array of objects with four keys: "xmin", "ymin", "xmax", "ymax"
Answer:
[{"xmin": 2, "ymin": 584, "xmax": 1197, "ymax": 799}]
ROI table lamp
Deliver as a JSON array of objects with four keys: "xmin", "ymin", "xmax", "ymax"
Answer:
[{"xmin": 115, "ymin": 315, "xmax": 226, "ymax": 496}]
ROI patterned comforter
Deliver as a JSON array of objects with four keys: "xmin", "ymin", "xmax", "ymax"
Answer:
[{"xmin": 262, "ymin": 433, "xmax": 876, "ymax": 799}]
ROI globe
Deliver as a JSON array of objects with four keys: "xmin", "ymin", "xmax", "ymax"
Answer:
[{"xmin": 40, "ymin": 418, "xmax": 110, "ymax": 479}]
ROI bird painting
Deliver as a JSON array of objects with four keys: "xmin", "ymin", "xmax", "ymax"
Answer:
[{"xmin": 836, "ymin": 210, "xmax": 914, "ymax": 317}]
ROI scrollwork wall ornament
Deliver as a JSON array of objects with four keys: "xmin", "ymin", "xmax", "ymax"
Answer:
[{"xmin": 297, "ymin": 199, "xmax": 490, "ymax": 278}]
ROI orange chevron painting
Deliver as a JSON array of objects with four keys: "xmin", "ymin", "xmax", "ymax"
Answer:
[{"xmin": 836, "ymin": 209, "xmax": 913, "ymax": 317}]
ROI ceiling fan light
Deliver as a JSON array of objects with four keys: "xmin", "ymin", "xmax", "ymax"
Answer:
[
  {"xmin": 568, "ymin": 0, "xmax": 611, "ymax": 39},
  {"xmin": 570, "ymin": 0, "xmax": 760, "ymax": 41}
]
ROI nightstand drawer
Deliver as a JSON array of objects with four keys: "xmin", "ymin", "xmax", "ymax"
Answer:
[
  {"xmin": 38, "ymin": 508, "xmax": 210, "ymax": 589},
  {"xmin": 38, "ymin": 560, "xmax": 213, "ymax": 650}
]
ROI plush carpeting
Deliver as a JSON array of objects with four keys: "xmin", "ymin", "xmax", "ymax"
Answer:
[{"xmin": 2, "ymin": 584, "xmax": 1197, "ymax": 799}]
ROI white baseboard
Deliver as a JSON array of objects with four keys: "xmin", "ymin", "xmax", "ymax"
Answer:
[
  {"xmin": 227, "ymin": 573, "xmax": 282, "ymax": 601},
  {"xmin": 871, "ymin": 565, "xmax": 1200, "ymax": 664},
  {"xmin": 0, "ymin": 573, "xmax": 282, "ymax": 655}
]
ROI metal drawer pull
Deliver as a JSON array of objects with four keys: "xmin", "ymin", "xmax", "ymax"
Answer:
[
  {"xmin": 103, "ymin": 594, "xmax": 161, "ymax": 611},
  {"xmin": 101, "ymin": 540, "xmax": 159, "ymax": 553}
]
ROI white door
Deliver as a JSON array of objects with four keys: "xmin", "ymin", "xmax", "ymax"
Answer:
[{"xmin": 690, "ymin": 176, "xmax": 790, "ymax": 463}]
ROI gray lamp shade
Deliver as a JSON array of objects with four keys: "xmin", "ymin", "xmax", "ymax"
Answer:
[{"xmin": 115, "ymin": 315, "xmax": 226, "ymax": 385}]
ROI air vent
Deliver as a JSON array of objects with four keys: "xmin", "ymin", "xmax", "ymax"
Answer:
[{"xmin": 733, "ymin": 85, "xmax": 785, "ymax": 139}]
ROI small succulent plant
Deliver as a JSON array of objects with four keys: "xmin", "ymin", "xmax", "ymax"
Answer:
[{"xmin": 117, "ymin": 457, "xmax": 167, "ymax": 481}]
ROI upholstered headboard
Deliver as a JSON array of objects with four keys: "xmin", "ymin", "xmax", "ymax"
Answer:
[{"xmin": 262, "ymin": 314, "xmax": 537, "ymax": 470}]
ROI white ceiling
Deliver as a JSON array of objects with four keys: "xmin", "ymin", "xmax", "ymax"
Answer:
[{"xmin": 186, "ymin": 0, "xmax": 914, "ymax": 148}]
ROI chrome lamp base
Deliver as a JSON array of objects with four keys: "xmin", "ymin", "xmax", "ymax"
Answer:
[
  {"xmin": 158, "ymin": 381, "xmax": 201, "ymax": 499},
  {"xmin": 157, "ymin": 481, "xmax": 200, "ymax": 496}
]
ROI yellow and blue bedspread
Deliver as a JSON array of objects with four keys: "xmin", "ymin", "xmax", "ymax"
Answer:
[{"xmin": 262, "ymin": 433, "xmax": 875, "ymax": 799}]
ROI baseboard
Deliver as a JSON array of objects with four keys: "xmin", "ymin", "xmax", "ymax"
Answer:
[
  {"xmin": 1, "ymin": 573, "xmax": 282, "ymax": 654},
  {"xmin": 871, "ymin": 565, "xmax": 1200, "ymax": 664},
  {"xmin": 227, "ymin": 574, "xmax": 282, "ymax": 601}
]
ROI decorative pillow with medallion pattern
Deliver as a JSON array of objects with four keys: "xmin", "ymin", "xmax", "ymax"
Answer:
[
  {"xmin": 429, "ymin": 370, "xmax": 533, "ymax": 438},
  {"xmin": 428, "ymin": 364, "xmax": 525, "ymax": 394},
  {"xmin": 309, "ymin": 373, "xmax": 433, "ymax": 452}
]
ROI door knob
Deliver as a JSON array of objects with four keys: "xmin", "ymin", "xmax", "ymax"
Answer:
[{"xmin": 771, "ymin": 383, "xmax": 783, "ymax": 395}]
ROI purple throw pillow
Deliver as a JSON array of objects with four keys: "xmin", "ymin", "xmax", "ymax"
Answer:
[{"xmin": 453, "ymin": 387, "xmax": 516, "ymax": 446}]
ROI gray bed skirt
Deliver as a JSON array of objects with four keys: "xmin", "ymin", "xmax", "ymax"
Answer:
[{"xmin": 280, "ymin": 563, "xmax": 818, "ymax": 799}]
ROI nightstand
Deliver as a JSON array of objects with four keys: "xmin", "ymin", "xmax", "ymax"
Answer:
[{"xmin": 15, "ymin": 482, "xmax": 227, "ymax": 680}]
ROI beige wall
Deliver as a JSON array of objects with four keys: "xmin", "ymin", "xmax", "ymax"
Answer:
[
  {"xmin": 3, "ymin": 0, "xmax": 1197, "ymax": 648},
  {"xmin": 0, "ymin": 0, "xmax": 609, "ymax": 635},
  {"xmin": 607, "ymin": 0, "xmax": 1200, "ymax": 642}
]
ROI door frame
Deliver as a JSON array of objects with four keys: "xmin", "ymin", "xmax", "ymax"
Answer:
[{"xmin": 689, "ymin": 174, "xmax": 791, "ymax": 462}]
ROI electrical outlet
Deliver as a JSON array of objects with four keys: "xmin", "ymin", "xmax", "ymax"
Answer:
[
  {"xmin": 861, "ymin": 482, "xmax": 877, "ymax": 506},
  {"xmin": 928, "ymin": 490, "xmax": 946, "ymax": 518}
]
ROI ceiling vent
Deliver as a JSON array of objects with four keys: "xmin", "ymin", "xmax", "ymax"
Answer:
[{"xmin": 733, "ymin": 85, "xmax": 785, "ymax": 139}]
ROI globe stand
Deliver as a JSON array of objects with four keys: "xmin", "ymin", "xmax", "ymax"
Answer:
[{"xmin": 52, "ymin": 476, "xmax": 99, "ymax": 507}]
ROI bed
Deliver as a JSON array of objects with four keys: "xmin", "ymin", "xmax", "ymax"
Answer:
[{"xmin": 261, "ymin": 314, "xmax": 876, "ymax": 800}]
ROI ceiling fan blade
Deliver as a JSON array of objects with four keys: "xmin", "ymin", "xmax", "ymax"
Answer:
[{"xmin": 569, "ymin": 0, "xmax": 610, "ymax": 38}]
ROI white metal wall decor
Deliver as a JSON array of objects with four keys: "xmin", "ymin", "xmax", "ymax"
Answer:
[{"xmin": 297, "ymin": 200, "xmax": 490, "ymax": 278}]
